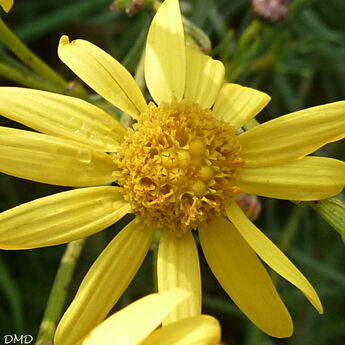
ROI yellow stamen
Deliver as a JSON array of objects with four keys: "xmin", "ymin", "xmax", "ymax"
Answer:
[
  {"xmin": 218, "ymin": 158, "xmax": 245, "ymax": 167},
  {"xmin": 113, "ymin": 99, "xmax": 243, "ymax": 234},
  {"xmin": 214, "ymin": 183, "xmax": 241, "ymax": 193}
]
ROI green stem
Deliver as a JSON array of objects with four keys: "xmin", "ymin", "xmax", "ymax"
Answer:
[
  {"xmin": 0, "ymin": 18, "xmax": 88, "ymax": 99},
  {"xmin": 182, "ymin": 16, "xmax": 211, "ymax": 53},
  {"xmin": 309, "ymin": 198, "xmax": 345, "ymax": 244},
  {"xmin": 0, "ymin": 18, "xmax": 66, "ymax": 88},
  {"xmin": 237, "ymin": 20, "xmax": 262, "ymax": 55},
  {"xmin": 35, "ymin": 239, "xmax": 85, "ymax": 345},
  {"xmin": 0, "ymin": 48, "xmax": 30, "ymax": 73},
  {"xmin": 0, "ymin": 62, "xmax": 63, "ymax": 92},
  {"xmin": 229, "ymin": 20, "xmax": 263, "ymax": 81},
  {"xmin": 246, "ymin": 53, "xmax": 274, "ymax": 75}
]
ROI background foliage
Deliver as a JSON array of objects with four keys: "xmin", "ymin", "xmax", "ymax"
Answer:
[{"xmin": 0, "ymin": 0, "xmax": 344, "ymax": 344}]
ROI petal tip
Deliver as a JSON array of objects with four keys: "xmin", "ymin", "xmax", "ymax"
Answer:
[
  {"xmin": 316, "ymin": 301, "xmax": 324, "ymax": 314},
  {"xmin": 215, "ymin": 59, "xmax": 226, "ymax": 73},
  {"xmin": 266, "ymin": 313, "xmax": 293, "ymax": 338},
  {"xmin": 280, "ymin": 324, "xmax": 294, "ymax": 338},
  {"xmin": 259, "ymin": 89, "xmax": 271, "ymax": 106},
  {"xmin": 1, "ymin": 0, "xmax": 13, "ymax": 12},
  {"xmin": 59, "ymin": 35, "xmax": 70, "ymax": 47}
]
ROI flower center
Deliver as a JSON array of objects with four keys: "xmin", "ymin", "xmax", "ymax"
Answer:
[{"xmin": 113, "ymin": 100, "xmax": 244, "ymax": 234}]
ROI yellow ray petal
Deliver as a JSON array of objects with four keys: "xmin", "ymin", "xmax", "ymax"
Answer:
[
  {"xmin": 141, "ymin": 315, "xmax": 221, "ymax": 345},
  {"xmin": 0, "ymin": 87, "xmax": 125, "ymax": 151},
  {"xmin": 54, "ymin": 220, "xmax": 154, "ymax": 345},
  {"xmin": 0, "ymin": 186, "xmax": 130, "ymax": 250},
  {"xmin": 238, "ymin": 156, "xmax": 345, "ymax": 201},
  {"xmin": 0, "ymin": 0, "xmax": 13, "ymax": 12},
  {"xmin": 199, "ymin": 216, "xmax": 293, "ymax": 338},
  {"xmin": 0, "ymin": 126, "xmax": 116, "ymax": 186},
  {"xmin": 81, "ymin": 290, "xmax": 190, "ymax": 345},
  {"xmin": 157, "ymin": 231, "xmax": 201, "ymax": 325},
  {"xmin": 226, "ymin": 202, "xmax": 323, "ymax": 314},
  {"xmin": 213, "ymin": 83, "xmax": 271, "ymax": 129},
  {"xmin": 58, "ymin": 36, "xmax": 147, "ymax": 119},
  {"xmin": 239, "ymin": 101, "xmax": 345, "ymax": 167},
  {"xmin": 184, "ymin": 46, "xmax": 225, "ymax": 109},
  {"xmin": 145, "ymin": 0, "xmax": 185, "ymax": 104}
]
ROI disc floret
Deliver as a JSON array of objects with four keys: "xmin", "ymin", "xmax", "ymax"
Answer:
[{"xmin": 114, "ymin": 100, "xmax": 244, "ymax": 234}]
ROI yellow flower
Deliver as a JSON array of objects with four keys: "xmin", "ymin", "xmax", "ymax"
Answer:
[
  {"xmin": 0, "ymin": 0, "xmax": 344, "ymax": 343},
  {"xmin": 0, "ymin": 0, "xmax": 13, "ymax": 12},
  {"xmin": 80, "ymin": 289, "xmax": 221, "ymax": 345}
]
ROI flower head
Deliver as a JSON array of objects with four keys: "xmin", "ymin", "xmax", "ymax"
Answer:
[
  {"xmin": 0, "ymin": 0, "xmax": 344, "ymax": 344},
  {"xmin": 114, "ymin": 100, "xmax": 243, "ymax": 233}
]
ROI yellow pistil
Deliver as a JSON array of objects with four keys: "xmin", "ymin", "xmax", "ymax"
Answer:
[{"xmin": 113, "ymin": 99, "xmax": 244, "ymax": 234}]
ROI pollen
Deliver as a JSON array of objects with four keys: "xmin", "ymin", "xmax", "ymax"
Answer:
[{"xmin": 113, "ymin": 100, "xmax": 244, "ymax": 234}]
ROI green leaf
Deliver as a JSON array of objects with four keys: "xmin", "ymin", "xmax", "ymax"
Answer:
[{"xmin": 309, "ymin": 197, "xmax": 345, "ymax": 244}]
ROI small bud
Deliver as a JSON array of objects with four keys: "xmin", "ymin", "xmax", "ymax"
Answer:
[
  {"xmin": 251, "ymin": 0, "xmax": 288, "ymax": 24},
  {"xmin": 65, "ymin": 81, "xmax": 78, "ymax": 93},
  {"xmin": 126, "ymin": 0, "xmax": 144, "ymax": 16},
  {"xmin": 110, "ymin": 0, "xmax": 143, "ymax": 16},
  {"xmin": 236, "ymin": 193, "xmax": 262, "ymax": 221},
  {"xmin": 310, "ymin": 197, "xmax": 345, "ymax": 244}
]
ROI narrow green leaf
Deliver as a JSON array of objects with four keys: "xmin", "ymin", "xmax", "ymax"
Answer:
[{"xmin": 309, "ymin": 197, "xmax": 345, "ymax": 244}]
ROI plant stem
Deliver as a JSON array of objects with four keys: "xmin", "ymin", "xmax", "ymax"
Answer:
[
  {"xmin": 35, "ymin": 239, "xmax": 85, "ymax": 345},
  {"xmin": 309, "ymin": 198, "xmax": 345, "ymax": 244},
  {"xmin": 182, "ymin": 16, "xmax": 211, "ymax": 53},
  {"xmin": 229, "ymin": 20, "xmax": 262, "ymax": 81},
  {"xmin": 0, "ymin": 62, "xmax": 62, "ymax": 92},
  {"xmin": 0, "ymin": 18, "xmax": 66, "ymax": 88},
  {"xmin": 0, "ymin": 18, "xmax": 88, "ymax": 99}
]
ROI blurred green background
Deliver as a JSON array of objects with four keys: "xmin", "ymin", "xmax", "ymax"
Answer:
[{"xmin": 0, "ymin": 0, "xmax": 344, "ymax": 344}]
